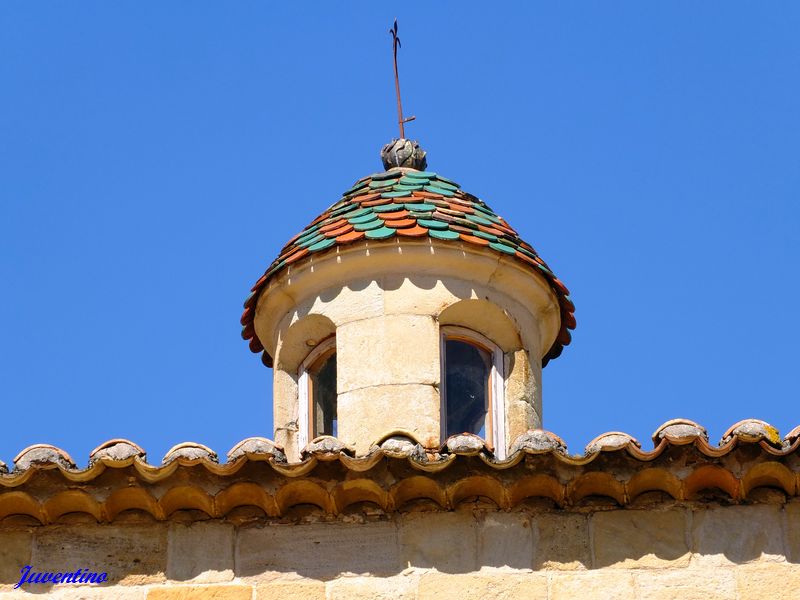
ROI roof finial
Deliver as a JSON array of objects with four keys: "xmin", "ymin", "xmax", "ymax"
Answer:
[{"xmin": 390, "ymin": 19, "xmax": 415, "ymax": 138}]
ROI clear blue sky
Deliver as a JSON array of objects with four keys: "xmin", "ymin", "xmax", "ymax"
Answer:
[{"xmin": 2, "ymin": 3, "xmax": 798, "ymax": 466}]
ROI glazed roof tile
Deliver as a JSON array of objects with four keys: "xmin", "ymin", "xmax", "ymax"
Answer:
[
  {"xmin": 2, "ymin": 419, "xmax": 799, "ymax": 525},
  {"xmin": 242, "ymin": 168, "xmax": 576, "ymax": 367}
]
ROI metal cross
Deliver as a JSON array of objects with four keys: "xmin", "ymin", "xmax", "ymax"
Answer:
[{"xmin": 390, "ymin": 19, "xmax": 415, "ymax": 138}]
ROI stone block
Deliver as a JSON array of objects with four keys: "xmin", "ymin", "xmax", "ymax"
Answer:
[
  {"xmin": 328, "ymin": 575, "xmax": 417, "ymax": 600},
  {"xmin": 336, "ymin": 314, "xmax": 439, "ymax": 393},
  {"xmin": 549, "ymin": 571, "xmax": 635, "ymax": 600},
  {"xmin": 0, "ymin": 530, "xmax": 32, "ymax": 587},
  {"xmin": 237, "ymin": 521, "xmax": 402, "ymax": 580},
  {"xmin": 167, "ymin": 522, "xmax": 234, "ymax": 583},
  {"xmin": 147, "ymin": 585, "xmax": 251, "ymax": 600},
  {"xmin": 785, "ymin": 502, "xmax": 800, "ymax": 562},
  {"xmin": 256, "ymin": 581, "xmax": 326, "ymax": 600},
  {"xmin": 691, "ymin": 504, "xmax": 785, "ymax": 565},
  {"xmin": 634, "ymin": 568, "xmax": 736, "ymax": 599},
  {"xmin": 418, "ymin": 572, "xmax": 547, "ymax": 600},
  {"xmin": 593, "ymin": 509, "xmax": 690, "ymax": 568},
  {"xmin": 338, "ymin": 384, "xmax": 441, "ymax": 452},
  {"xmin": 532, "ymin": 513, "xmax": 590, "ymax": 570},
  {"xmin": 47, "ymin": 588, "xmax": 145, "ymax": 600},
  {"xmin": 399, "ymin": 511, "xmax": 477, "ymax": 572},
  {"xmin": 33, "ymin": 524, "xmax": 167, "ymax": 585},
  {"xmin": 477, "ymin": 512, "xmax": 533, "ymax": 570},
  {"xmin": 735, "ymin": 563, "xmax": 800, "ymax": 599}
]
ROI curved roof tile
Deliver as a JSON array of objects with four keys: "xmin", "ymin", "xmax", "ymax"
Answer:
[
  {"xmin": 242, "ymin": 168, "xmax": 576, "ymax": 367},
  {"xmin": 1, "ymin": 420, "xmax": 799, "ymax": 523}
]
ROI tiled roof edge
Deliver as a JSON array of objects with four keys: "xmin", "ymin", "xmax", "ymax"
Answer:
[{"xmin": 2, "ymin": 419, "xmax": 797, "ymax": 482}]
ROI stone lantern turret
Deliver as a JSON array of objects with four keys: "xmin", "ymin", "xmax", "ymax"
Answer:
[{"xmin": 241, "ymin": 140, "xmax": 575, "ymax": 461}]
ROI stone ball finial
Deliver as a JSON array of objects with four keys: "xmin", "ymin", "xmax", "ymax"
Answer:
[{"xmin": 381, "ymin": 138, "xmax": 427, "ymax": 171}]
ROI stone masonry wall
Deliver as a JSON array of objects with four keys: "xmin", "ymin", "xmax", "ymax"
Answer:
[{"xmin": 0, "ymin": 501, "xmax": 798, "ymax": 599}]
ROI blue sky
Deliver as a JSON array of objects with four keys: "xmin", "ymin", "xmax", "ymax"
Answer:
[{"xmin": 2, "ymin": 2, "xmax": 798, "ymax": 465}]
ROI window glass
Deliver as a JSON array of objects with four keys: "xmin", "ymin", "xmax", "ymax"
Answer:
[
  {"xmin": 311, "ymin": 352, "xmax": 337, "ymax": 437},
  {"xmin": 444, "ymin": 339, "xmax": 490, "ymax": 438}
]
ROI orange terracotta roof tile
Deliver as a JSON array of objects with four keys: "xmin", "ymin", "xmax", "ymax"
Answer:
[{"xmin": 1, "ymin": 419, "xmax": 798, "ymax": 524}]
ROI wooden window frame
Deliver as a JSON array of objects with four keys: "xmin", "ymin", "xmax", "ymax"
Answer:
[
  {"xmin": 297, "ymin": 337, "xmax": 337, "ymax": 451},
  {"xmin": 440, "ymin": 326, "xmax": 507, "ymax": 459}
]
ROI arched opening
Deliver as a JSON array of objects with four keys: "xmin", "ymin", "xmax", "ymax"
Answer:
[
  {"xmin": 298, "ymin": 338, "xmax": 337, "ymax": 448},
  {"xmin": 440, "ymin": 326, "xmax": 506, "ymax": 458}
]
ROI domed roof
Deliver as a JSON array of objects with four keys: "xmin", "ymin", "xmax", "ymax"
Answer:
[{"xmin": 241, "ymin": 150, "xmax": 576, "ymax": 367}]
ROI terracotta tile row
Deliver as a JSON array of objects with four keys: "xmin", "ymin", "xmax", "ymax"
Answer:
[
  {"xmin": 0, "ymin": 420, "xmax": 798, "ymax": 524},
  {"xmin": 2, "ymin": 419, "xmax": 797, "ymax": 478}
]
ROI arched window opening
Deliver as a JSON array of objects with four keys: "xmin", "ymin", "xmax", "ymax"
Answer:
[
  {"xmin": 441, "ymin": 327, "xmax": 506, "ymax": 458},
  {"xmin": 298, "ymin": 338, "xmax": 337, "ymax": 450}
]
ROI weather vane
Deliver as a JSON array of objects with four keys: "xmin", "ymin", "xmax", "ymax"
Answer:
[{"xmin": 389, "ymin": 19, "xmax": 415, "ymax": 138}]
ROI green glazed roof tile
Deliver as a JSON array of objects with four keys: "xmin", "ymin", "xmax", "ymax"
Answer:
[
  {"xmin": 465, "ymin": 213, "xmax": 493, "ymax": 226},
  {"xmin": 404, "ymin": 171, "xmax": 437, "ymax": 179},
  {"xmin": 405, "ymin": 203, "xmax": 437, "ymax": 212},
  {"xmin": 353, "ymin": 218, "xmax": 383, "ymax": 231},
  {"xmin": 395, "ymin": 183, "xmax": 424, "ymax": 191},
  {"xmin": 423, "ymin": 184, "xmax": 456, "ymax": 197},
  {"xmin": 381, "ymin": 190, "xmax": 412, "ymax": 198},
  {"xmin": 428, "ymin": 179, "xmax": 458, "ymax": 192},
  {"xmin": 344, "ymin": 207, "xmax": 372, "ymax": 219},
  {"xmin": 349, "ymin": 212, "xmax": 379, "ymax": 225},
  {"xmin": 365, "ymin": 225, "xmax": 397, "ymax": 240},
  {"xmin": 297, "ymin": 233, "xmax": 326, "ymax": 248},
  {"xmin": 343, "ymin": 180, "xmax": 368, "ymax": 195},
  {"xmin": 368, "ymin": 179, "xmax": 398, "ymax": 189},
  {"xmin": 474, "ymin": 230, "xmax": 499, "ymax": 242},
  {"xmin": 428, "ymin": 229, "xmax": 460, "ymax": 241},
  {"xmin": 417, "ymin": 218, "xmax": 449, "ymax": 231},
  {"xmin": 399, "ymin": 176, "xmax": 428, "ymax": 186},
  {"xmin": 373, "ymin": 204, "xmax": 405, "ymax": 213},
  {"xmin": 489, "ymin": 241, "xmax": 517, "ymax": 255},
  {"xmin": 307, "ymin": 238, "xmax": 337, "ymax": 253}
]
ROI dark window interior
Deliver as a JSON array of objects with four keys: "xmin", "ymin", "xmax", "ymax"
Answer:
[
  {"xmin": 311, "ymin": 352, "xmax": 337, "ymax": 438},
  {"xmin": 444, "ymin": 339, "xmax": 490, "ymax": 438}
]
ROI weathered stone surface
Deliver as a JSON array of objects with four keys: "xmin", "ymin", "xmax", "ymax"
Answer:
[
  {"xmin": 338, "ymin": 384, "xmax": 441, "ymax": 452},
  {"xmin": 147, "ymin": 585, "xmax": 251, "ymax": 600},
  {"xmin": 328, "ymin": 575, "xmax": 417, "ymax": 600},
  {"xmin": 735, "ymin": 563, "xmax": 800, "ymax": 599},
  {"xmin": 691, "ymin": 505, "xmax": 785, "ymax": 564},
  {"xmin": 237, "ymin": 521, "xmax": 401, "ymax": 579},
  {"xmin": 32, "ymin": 524, "xmax": 167, "ymax": 585},
  {"xmin": 785, "ymin": 502, "xmax": 800, "ymax": 562},
  {"xmin": 634, "ymin": 568, "xmax": 736, "ymax": 599},
  {"xmin": 256, "ymin": 581, "xmax": 326, "ymax": 600},
  {"xmin": 504, "ymin": 349, "xmax": 541, "ymax": 436},
  {"xmin": 0, "ymin": 530, "xmax": 32, "ymax": 587},
  {"xmin": 162, "ymin": 442, "xmax": 217, "ymax": 464},
  {"xmin": 418, "ymin": 572, "xmax": 547, "ymax": 600},
  {"xmin": 48, "ymin": 588, "xmax": 146, "ymax": 599},
  {"xmin": 550, "ymin": 571, "xmax": 635, "ymax": 600},
  {"xmin": 336, "ymin": 314, "xmax": 439, "ymax": 393},
  {"xmin": 167, "ymin": 522, "xmax": 234, "ymax": 583},
  {"xmin": 509, "ymin": 430, "xmax": 565, "ymax": 455},
  {"xmin": 593, "ymin": 509, "xmax": 690, "ymax": 568},
  {"xmin": 532, "ymin": 513, "xmax": 590, "ymax": 570},
  {"xmin": 478, "ymin": 512, "xmax": 533, "ymax": 570},
  {"xmin": 399, "ymin": 512, "xmax": 477, "ymax": 572}
]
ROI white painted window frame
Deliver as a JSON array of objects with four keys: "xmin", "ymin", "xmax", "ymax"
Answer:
[
  {"xmin": 440, "ymin": 325, "xmax": 507, "ymax": 460},
  {"xmin": 297, "ymin": 337, "xmax": 337, "ymax": 452}
]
